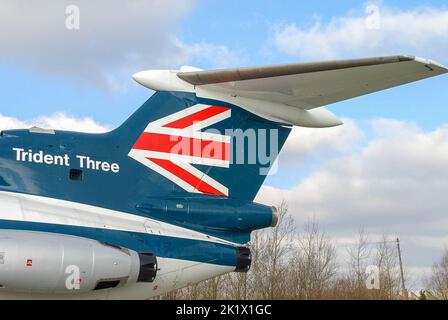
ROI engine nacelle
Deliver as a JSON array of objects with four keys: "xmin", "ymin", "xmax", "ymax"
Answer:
[
  {"xmin": 136, "ymin": 198, "xmax": 279, "ymax": 232},
  {"xmin": 0, "ymin": 230, "xmax": 157, "ymax": 293}
]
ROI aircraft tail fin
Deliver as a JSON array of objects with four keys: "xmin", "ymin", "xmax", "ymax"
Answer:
[{"xmin": 111, "ymin": 91, "xmax": 291, "ymax": 201}]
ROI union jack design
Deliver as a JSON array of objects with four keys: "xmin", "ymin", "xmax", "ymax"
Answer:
[{"xmin": 128, "ymin": 104, "xmax": 231, "ymax": 196}]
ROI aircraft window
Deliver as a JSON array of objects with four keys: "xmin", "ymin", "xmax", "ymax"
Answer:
[
  {"xmin": 69, "ymin": 169, "xmax": 83, "ymax": 181},
  {"xmin": 0, "ymin": 175, "xmax": 10, "ymax": 186}
]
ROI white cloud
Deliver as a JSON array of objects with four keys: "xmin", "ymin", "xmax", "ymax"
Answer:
[
  {"xmin": 257, "ymin": 119, "xmax": 448, "ymax": 286},
  {"xmin": 0, "ymin": 0, "xmax": 243, "ymax": 89},
  {"xmin": 259, "ymin": 119, "xmax": 448, "ymax": 226},
  {"xmin": 274, "ymin": 6, "xmax": 448, "ymax": 62},
  {"xmin": 279, "ymin": 118, "xmax": 363, "ymax": 163},
  {"xmin": 0, "ymin": 113, "xmax": 109, "ymax": 133},
  {"xmin": 177, "ymin": 41, "xmax": 247, "ymax": 70}
]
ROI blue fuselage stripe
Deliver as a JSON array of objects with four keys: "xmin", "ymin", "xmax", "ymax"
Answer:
[{"xmin": 0, "ymin": 219, "xmax": 238, "ymax": 267}]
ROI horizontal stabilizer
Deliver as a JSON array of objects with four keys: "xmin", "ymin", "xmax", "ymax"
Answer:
[{"xmin": 133, "ymin": 55, "xmax": 448, "ymax": 127}]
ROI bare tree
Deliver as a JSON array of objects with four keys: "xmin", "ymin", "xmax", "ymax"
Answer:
[
  {"xmin": 346, "ymin": 228, "xmax": 372, "ymax": 298},
  {"xmin": 219, "ymin": 272, "xmax": 248, "ymax": 300},
  {"xmin": 291, "ymin": 218, "xmax": 337, "ymax": 299},
  {"xmin": 266, "ymin": 201, "xmax": 295, "ymax": 298},
  {"xmin": 374, "ymin": 234, "xmax": 401, "ymax": 299},
  {"xmin": 427, "ymin": 248, "xmax": 448, "ymax": 300},
  {"xmin": 159, "ymin": 203, "xmax": 411, "ymax": 300},
  {"xmin": 248, "ymin": 200, "xmax": 295, "ymax": 299}
]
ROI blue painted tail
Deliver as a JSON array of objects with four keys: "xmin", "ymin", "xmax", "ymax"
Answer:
[{"xmin": 111, "ymin": 91, "xmax": 291, "ymax": 201}]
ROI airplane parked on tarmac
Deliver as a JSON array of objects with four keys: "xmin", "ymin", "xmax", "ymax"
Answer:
[{"xmin": 0, "ymin": 55, "xmax": 446, "ymax": 299}]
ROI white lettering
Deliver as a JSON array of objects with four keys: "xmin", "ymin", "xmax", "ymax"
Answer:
[
  {"xmin": 12, "ymin": 148, "xmax": 24, "ymax": 161},
  {"xmin": 44, "ymin": 154, "xmax": 53, "ymax": 164},
  {"xmin": 101, "ymin": 162, "xmax": 110, "ymax": 172},
  {"xmin": 77, "ymin": 155, "xmax": 86, "ymax": 168},
  {"xmin": 76, "ymin": 155, "xmax": 120, "ymax": 173},
  {"xmin": 12, "ymin": 148, "xmax": 119, "ymax": 174},
  {"xmin": 32, "ymin": 151, "xmax": 43, "ymax": 163},
  {"xmin": 54, "ymin": 155, "xmax": 64, "ymax": 166},
  {"xmin": 111, "ymin": 163, "xmax": 120, "ymax": 173}
]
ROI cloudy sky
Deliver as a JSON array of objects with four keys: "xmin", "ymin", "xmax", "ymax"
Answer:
[{"xmin": 1, "ymin": 0, "xmax": 448, "ymax": 289}]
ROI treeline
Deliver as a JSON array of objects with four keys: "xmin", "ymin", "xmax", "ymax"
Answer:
[{"xmin": 160, "ymin": 202, "xmax": 448, "ymax": 300}]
